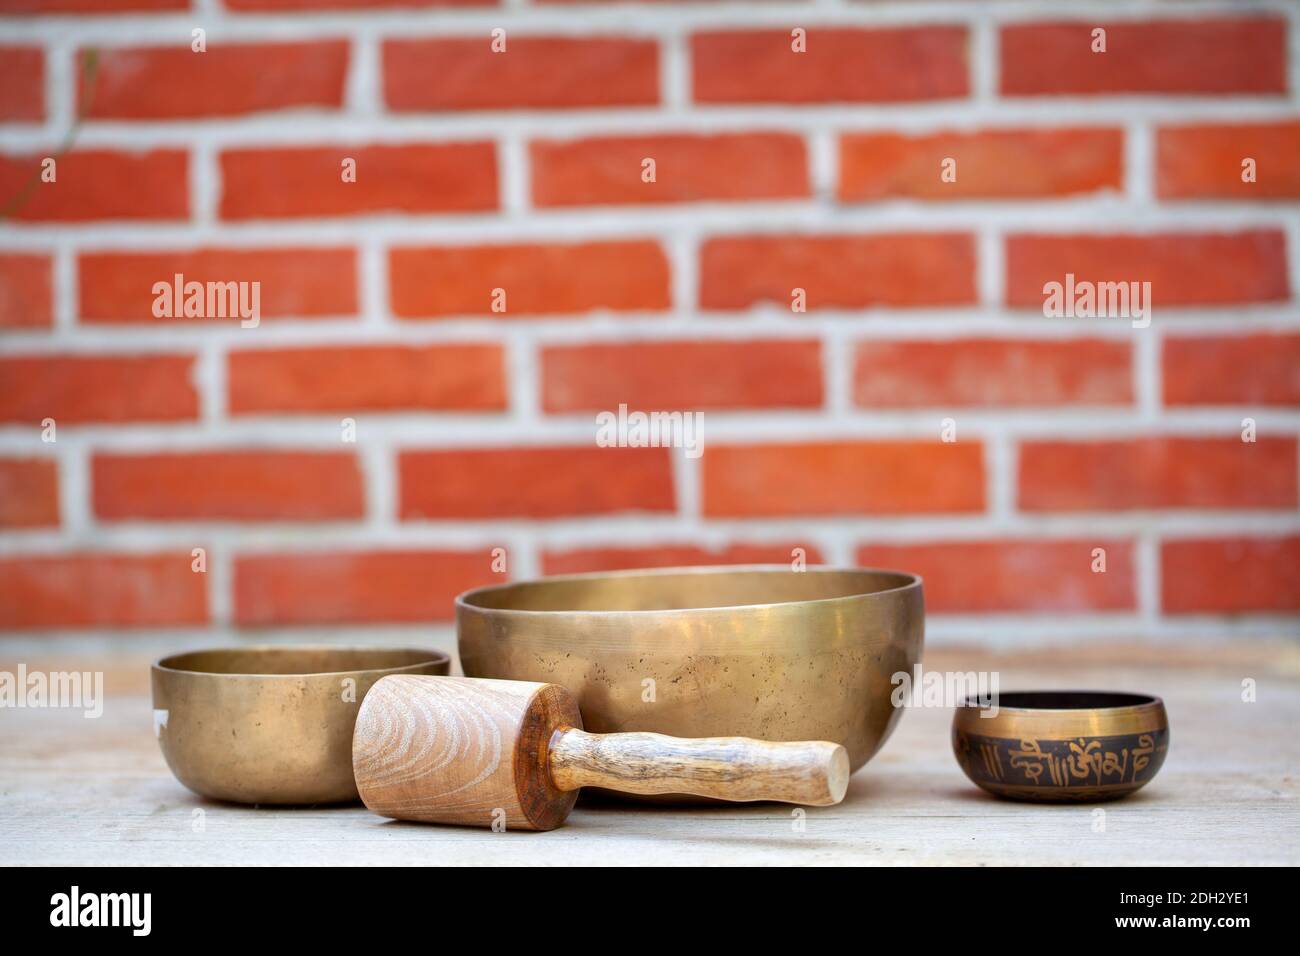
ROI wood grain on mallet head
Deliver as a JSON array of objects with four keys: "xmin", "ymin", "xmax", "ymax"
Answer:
[{"xmin": 351, "ymin": 674, "xmax": 580, "ymax": 831}]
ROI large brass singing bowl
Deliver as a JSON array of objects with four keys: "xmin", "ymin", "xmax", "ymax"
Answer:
[
  {"xmin": 152, "ymin": 645, "xmax": 449, "ymax": 805},
  {"xmin": 457, "ymin": 566, "xmax": 923, "ymax": 794}
]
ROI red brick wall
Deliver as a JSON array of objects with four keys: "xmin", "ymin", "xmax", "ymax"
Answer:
[{"xmin": 0, "ymin": 2, "xmax": 1297, "ymax": 644}]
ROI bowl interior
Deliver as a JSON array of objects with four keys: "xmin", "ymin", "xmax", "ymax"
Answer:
[
  {"xmin": 978, "ymin": 691, "xmax": 1159, "ymax": 712},
  {"xmin": 155, "ymin": 646, "xmax": 447, "ymax": 676},
  {"xmin": 459, "ymin": 566, "xmax": 918, "ymax": 613}
]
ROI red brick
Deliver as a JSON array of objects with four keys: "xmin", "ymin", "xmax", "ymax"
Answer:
[
  {"xmin": 230, "ymin": 0, "xmax": 488, "ymax": 9},
  {"xmin": 542, "ymin": 543, "xmax": 824, "ymax": 576},
  {"xmin": 82, "ymin": 41, "xmax": 347, "ymax": 120},
  {"xmin": 399, "ymin": 447, "xmax": 674, "ymax": 519},
  {"xmin": 703, "ymin": 441, "xmax": 985, "ymax": 517},
  {"xmin": 228, "ymin": 344, "xmax": 506, "ymax": 414},
  {"xmin": 541, "ymin": 339, "xmax": 823, "ymax": 412},
  {"xmin": 693, "ymin": 27, "xmax": 967, "ymax": 104},
  {"xmin": 0, "ymin": 354, "xmax": 198, "ymax": 424},
  {"xmin": 93, "ymin": 451, "xmax": 364, "ymax": 521},
  {"xmin": 0, "ymin": 253, "xmax": 52, "ymax": 328},
  {"xmin": 1000, "ymin": 18, "xmax": 1287, "ymax": 96},
  {"xmin": 700, "ymin": 233, "xmax": 976, "ymax": 311},
  {"xmin": 0, "ymin": 458, "xmax": 58, "ymax": 528},
  {"xmin": 839, "ymin": 128, "xmax": 1123, "ymax": 201},
  {"xmin": 531, "ymin": 133, "xmax": 808, "ymax": 206},
  {"xmin": 390, "ymin": 241, "xmax": 670, "ymax": 318},
  {"xmin": 1018, "ymin": 437, "xmax": 1297, "ymax": 511},
  {"xmin": 853, "ymin": 338, "xmax": 1132, "ymax": 408},
  {"xmin": 1163, "ymin": 333, "xmax": 1300, "ymax": 407},
  {"xmin": 857, "ymin": 539, "xmax": 1136, "ymax": 613},
  {"xmin": 0, "ymin": 150, "xmax": 186, "ymax": 222},
  {"xmin": 384, "ymin": 37, "xmax": 658, "ymax": 111},
  {"xmin": 1162, "ymin": 536, "xmax": 1300, "ymax": 613},
  {"xmin": 0, "ymin": 47, "xmax": 43, "ymax": 121},
  {"xmin": 220, "ymin": 143, "xmax": 498, "ymax": 219},
  {"xmin": 1005, "ymin": 230, "xmax": 1289, "ymax": 308},
  {"xmin": 0, "ymin": 553, "xmax": 207, "ymax": 630},
  {"xmin": 0, "ymin": 0, "xmax": 186, "ymax": 11},
  {"xmin": 234, "ymin": 549, "xmax": 499, "ymax": 626},
  {"xmin": 79, "ymin": 248, "xmax": 357, "ymax": 323},
  {"xmin": 1157, "ymin": 121, "xmax": 1300, "ymax": 199}
]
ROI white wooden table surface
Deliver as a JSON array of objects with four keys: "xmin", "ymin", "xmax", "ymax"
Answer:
[{"xmin": 2, "ymin": 642, "xmax": 1297, "ymax": 866}]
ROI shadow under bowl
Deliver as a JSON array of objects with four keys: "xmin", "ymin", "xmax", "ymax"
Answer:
[
  {"xmin": 151, "ymin": 645, "xmax": 450, "ymax": 805},
  {"xmin": 456, "ymin": 565, "xmax": 924, "ymax": 802},
  {"xmin": 952, "ymin": 690, "xmax": 1169, "ymax": 803}
]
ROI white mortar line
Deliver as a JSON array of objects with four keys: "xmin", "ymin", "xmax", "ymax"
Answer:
[
  {"xmin": 4, "ymin": 507, "xmax": 1297, "ymax": 555},
  {"xmin": 673, "ymin": 447, "xmax": 701, "ymax": 523},
  {"xmin": 190, "ymin": 139, "xmax": 218, "ymax": 226},
  {"xmin": 49, "ymin": 440, "xmax": 86, "ymax": 537},
  {"xmin": 359, "ymin": 439, "xmax": 395, "ymax": 531},
  {"xmin": 497, "ymin": 132, "xmax": 530, "ymax": 216},
  {"xmin": 1, "ymin": 0, "xmax": 1290, "ymax": 40},
  {"xmin": 50, "ymin": 242, "xmax": 75, "ymax": 336},
  {"xmin": 969, "ymin": 8, "xmax": 997, "ymax": 103},
  {"xmin": 10, "ymin": 97, "xmax": 1300, "ymax": 153},
  {"xmin": 1287, "ymin": 209, "xmax": 1300, "ymax": 306},
  {"xmin": 358, "ymin": 237, "xmax": 387, "ymax": 327},
  {"xmin": 193, "ymin": 341, "xmax": 224, "ymax": 424},
  {"xmin": 2, "ymin": 201, "xmax": 1297, "ymax": 248},
  {"xmin": 45, "ymin": 36, "xmax": 74, "ymax": 139},
  {"xmin": 1125, "ymin": 120, "xmax": 1155, "ymax": 205},
  {"xmin": 807, "ymin": 126, "xmax": 837, "ymax": 202},
  {"xmin": 1136, "ymin": 531, "xmax": 1162, "ymax": 629},
  {"xmin": 4, "ymin": 406, "xmax": 1300, "ymax": 451},
  {"xmin": 1289, "ymin": 0, "xmax": 1300, "ymax": 108},
  {"xmin": 986, "ymin": 428, "xmax": 1016, "ymax": 522},
  {"xmin": 823, "ymin": 323, "xmax": 852, "ymax": 417},
  {"xmin": 976, "ymin": 223, "xmax": 1003, "ymax": 308},
  {"xmin": 664, "ymin": 228, "xmax": 696, "ymax": 314},
  {"xmin": 506, "ymin": 330, "xmax": 540, "ymax": 422},
  {"xmin": 207, "ymin": 534, "xmax": 232, "ymax": 628},
  {"xmin": 5, "ymin": 310, "xmax": 1299, "ymax": 358},
  {"xmin": 1134, "ymin": 322, "xmax": 1162, "ymax": 422},
  {"xmin": 347, "ymin": 32, "xmax": 379, "ymax": 115},
  {"xmin": 660, "ymin": 27, "xmax": 689, "ymax": 110}
]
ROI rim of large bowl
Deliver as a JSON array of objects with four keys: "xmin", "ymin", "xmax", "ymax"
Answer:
[
  {"xmin": 152, "ymin": 644, "xmax": 450, "ymax": 679},
  {"xmin": 456, "ymin": 564, "xmax": 923, "ymax": 616}
]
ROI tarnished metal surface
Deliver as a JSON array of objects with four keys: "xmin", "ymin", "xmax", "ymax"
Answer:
[
  {"xmin": 152, "ymin": 646, "xmax": 449, "ymax": 805},
  {"xmin": 457, "ymin": 566, "xmax": 924, "ymax": 788}
]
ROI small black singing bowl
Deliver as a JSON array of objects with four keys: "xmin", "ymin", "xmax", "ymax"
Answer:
[{"xmin": 952, "ymin": 691, "xmax": 1169, "ymax": 803}]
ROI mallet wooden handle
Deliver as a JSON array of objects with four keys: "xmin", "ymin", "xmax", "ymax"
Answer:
[{"xmin": 548, "ymin": 728, "xmax": 849, "ymax": 806}]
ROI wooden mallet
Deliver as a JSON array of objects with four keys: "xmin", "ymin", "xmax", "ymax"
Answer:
[{"xmin": 352, "ymin": 675, "xmax": 850, "ymax": 831}]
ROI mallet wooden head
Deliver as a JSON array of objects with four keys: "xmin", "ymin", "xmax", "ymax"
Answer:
[{"xmin": 352, "ymin": 675, "xmax": 849, "ymax": 831}]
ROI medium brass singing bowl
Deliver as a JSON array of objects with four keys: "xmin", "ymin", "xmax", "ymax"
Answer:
[
  {"xmin": 457, "ymin": 566, "xmax": 923, "ymax": 798},
  {"xmin": 952, "ymin": 691, "xmax": 1169, "ymax": 802},
  {"xmin": 152, "ymin": 646, "xmax": 449, "ymax": 805}
]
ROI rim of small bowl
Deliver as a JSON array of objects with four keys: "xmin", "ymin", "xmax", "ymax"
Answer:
[
  {"xmin": 455, "ymin": 564, "xmax": 923, "ymax": 616},
  {"xmin": 152, "ymin": 644, "xmax": 450, "ymax": 679},
  {"xmin": 961, "ymin": 690, "xmax": 1163, "ymax": 716}
]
